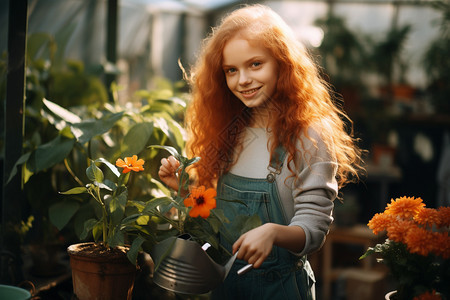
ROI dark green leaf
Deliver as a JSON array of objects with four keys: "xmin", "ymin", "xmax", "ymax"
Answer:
[
  {"xmin": 59, "ymin": 187, "xmax": 87, "ymax": 195},
  {"xmin": 81, "ymin": 218, "xmax": 98, "ymax": 240},
  {"xmin": 109, "ymin": 190, "xmax": 128, "ymax": 225},
  {"xmin": 121, "ymin": 122, "xmax": 154, "ymax": 157},
  {"xmin": 34, "ymin": 134, "xmax": 76, "ymax": 172},
  {"xmin": 86, "ymin": 161, "xmax": 104, "ymax": 183},
  {"xmin": 70, "ymin": 112, "xmax": 124, "ymax": 144},
  {"xmin": 127, "ymin": 236, "xmax": 146, "ymax": 265},
  {"xmin": 49, "ymin": 200, "xmax": 80, "ymax": 230},
  {"xmin": 7, "ymin": 152, "xmax": 31, "ymax": 184}
]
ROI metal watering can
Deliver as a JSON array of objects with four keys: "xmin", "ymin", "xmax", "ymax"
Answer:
[{"xmin": 150, "ymin": 234, "xmax": 252, "ymax": 295}]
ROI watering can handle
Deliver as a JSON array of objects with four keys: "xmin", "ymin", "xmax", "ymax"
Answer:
[{"xmin": 237, "ymin": 263, "xmax": 253, "ymax": 275}]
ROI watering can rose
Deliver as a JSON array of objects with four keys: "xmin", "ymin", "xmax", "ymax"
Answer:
[{"xmin": 184, "ymin": 186, "xmax": 217, "ymax": 218}]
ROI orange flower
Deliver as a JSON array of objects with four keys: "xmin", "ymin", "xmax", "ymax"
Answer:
[
  {"xmin": 433, "ymin": 231, "xmax": 450, "ymax": 259},
  {"xmin": 437, "ymin": 207, "xmax": 450, "ymax": 228},
  {"xmin": 385, "ymin": 196, "xmax": 425, "ymax": 220},
  {"xmin": 115, "ymin": 155, "xmax": 145, "ymax": 174},
  {"xmin": 413, "ymin": 290, "xmax": 442, "ymax": 300},
  {"xmin": 368, "ymin": 213, "xmax": 394, "ymax": 235},
  {"xmin": 386, "ymin": 219, "xmax": 411, "ymax": 243},
  {"xmin": 415, "ymin": 208, "xmax": 440, "ymax": 228},
  {"xmin": 184, "ymin": 186, "xmax": 216, "ymax": 219},
  {"xmin": 404, "ymin": 226, "xmax": 435, "ymax": 256}
]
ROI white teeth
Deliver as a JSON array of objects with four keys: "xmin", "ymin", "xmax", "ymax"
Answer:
[{"xmin": 241, "ymin": 88, "xmax": 258, "ymax": 94}]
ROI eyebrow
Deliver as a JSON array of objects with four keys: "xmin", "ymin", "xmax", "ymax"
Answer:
[{"xmin": 222, "ymin": 56, "xmax": 265, "ymax": 68}]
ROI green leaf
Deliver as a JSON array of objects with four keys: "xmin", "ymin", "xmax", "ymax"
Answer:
[
  {"xmin": 92, "ymin": 220, "xmax": 103, "ymax": 242},
  {"xmin": 6, "ymin": 152, "xmax": 31, "ymax": 184},
  {"xmin": 34, "ymin": 134, "xmax": 76, "ymax": 172},
  {"xmin": 149, "ymin": 145, "xmax": 179, "ymax": 157},
  {"xmin": 70, "ymin": 112, "xmax": 124, "ymax": 144},
  {"xmin": 153, "ymin": 114, "xmax": 185, "ymax": 149},
  {"xmin": 121, "ymin": 122, "xmax": 154, "ymax": 157},
  {"xmin": 107, "ymin": 228, "xmax": 125, "ymax": 248},
  {"xmin": 86, "ymin": 161, "xmax": 104, "ymax": 183},
  {"xmin": 143, "ymin": 197, "xmax": 174, "ymax": 213},
  {"xmin": 127, "ymin": 236, "xmax": 146, "ymax": 265},
  {"xmin": 109, "ymin": 190, "xmax": 128, "ymax": 225},
  {"xmin": 49, "ymin": 200, "xmax": 80, "ymax": 230},
  {"xmin": 136, "ymin": 215, "xmax": 150, "ymax": 225},
  {"xmin": 96, "ymin": 158, "xmax": 120, "ymax": 178},
  {"xmin": 43, "ymin": 98, "xmax": 81, "ymax": 123},
  {"xmin": 121, "ymin": 213, "xmax": 142, "ymax": 225},
  {"xmin": 80, "ymin": 218, "xmax": 98, "ymax": 240},
  {"xmin": 59, "ymin": 187, "xmax": 87, "ymax": 195}
]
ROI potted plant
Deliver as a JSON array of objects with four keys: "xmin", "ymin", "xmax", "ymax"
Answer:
[
  {"xmin": 62, "ymin": 154, "xmax": 152, "ymax": 300},
  {"xmin": 360, "ymin": 196, "xmax": 449, "ymax": 299}
]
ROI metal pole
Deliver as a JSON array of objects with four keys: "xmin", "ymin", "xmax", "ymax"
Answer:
[{"xmin": 1, "ymin": 0, "xmax": 27, "ymax": 284}]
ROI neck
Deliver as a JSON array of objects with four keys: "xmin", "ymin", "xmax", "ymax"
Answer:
[{"xmin": 249, "ymin": 105, "xmax": 271, "ymax": 128}]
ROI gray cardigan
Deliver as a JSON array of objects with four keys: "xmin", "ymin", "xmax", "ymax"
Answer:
[{"xmin": 229, "ymin": 127, "xmax": 337, "ymax": 256}]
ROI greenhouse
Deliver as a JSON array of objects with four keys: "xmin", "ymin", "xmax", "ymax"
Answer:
[{"xmin": 1, "ymin": 0, "xmax": 449, "ymax": 299}]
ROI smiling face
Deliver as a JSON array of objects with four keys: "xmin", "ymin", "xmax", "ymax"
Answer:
[{"xmin": 222, "ymin": 36, "xmax": 279, "ymax": 110}]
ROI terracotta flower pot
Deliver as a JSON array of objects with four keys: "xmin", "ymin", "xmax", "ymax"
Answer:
[{"xmin": 67, "ymin": 243, "xmax": 137, "ymax": 300}]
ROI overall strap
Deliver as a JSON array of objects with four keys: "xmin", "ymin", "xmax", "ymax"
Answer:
[{"xmin": 266, "ymin": 145, "xmax": 287, "ymax": 183}]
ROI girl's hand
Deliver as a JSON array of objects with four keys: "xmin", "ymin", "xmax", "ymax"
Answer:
[
  {"xmin": 232, "ymin": 223, "xmax": 276, "ymax": 269},
  {"xmin": 158, "ymin": 156, "xmax": 180, "ymax": 191}
]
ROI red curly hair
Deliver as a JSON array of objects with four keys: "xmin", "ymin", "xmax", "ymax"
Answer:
[{"xmin": 185, "ymin": 4, "xmax": 363, "ymax": 189}]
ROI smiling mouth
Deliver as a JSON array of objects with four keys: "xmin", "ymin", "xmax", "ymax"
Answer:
[{"xmin": 240, "ymin": 87, "xmax": 260, "ymax": 95}]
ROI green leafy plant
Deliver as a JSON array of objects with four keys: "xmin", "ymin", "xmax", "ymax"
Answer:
[{"xmin": 59, "ymin": 155, "xmax": 153, "ymax": 263}]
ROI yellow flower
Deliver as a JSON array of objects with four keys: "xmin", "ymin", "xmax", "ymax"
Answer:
[
  {"xmin": 385, "ymin": 196, "xmax": 425, "ymax": 220},
  {"xmin": 184, "ymin": 186, "xmax": 217, "ymax": 219},
  {"xmin": 413, "ymin": 290, "xmax": 442, "ymax": 300},
  {"xmin": 115, "ymin": 155, "xmax": 145, "ymax": 174}
]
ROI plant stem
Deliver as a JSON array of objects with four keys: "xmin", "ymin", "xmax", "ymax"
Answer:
[
  {"xmin": 94, "ymin": 186, "xmax": 108, "ymax": 244},
  {"xmin": 64, "ymin": 158, "xmax": 84, "ymax": 186}
]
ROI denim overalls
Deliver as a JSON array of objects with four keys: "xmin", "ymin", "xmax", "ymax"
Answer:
[{"xmin": 211, "ymin": 147, "xmax": 315, "ymax": 300}]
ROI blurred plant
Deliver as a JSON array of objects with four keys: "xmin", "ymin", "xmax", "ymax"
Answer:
[
  {"xmin": 315, "ymin": 11, "xmax": 367, "ymax": 90},
  {"xmin": 361, "ymin": 196, "xmax": 450, "ymax": 299},
  {"xmin": 422, "ymin": 0, "xmax": 450, "ymax": 113}
]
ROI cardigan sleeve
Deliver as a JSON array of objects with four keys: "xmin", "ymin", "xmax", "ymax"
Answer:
[{"xmin": 287, "ymin": 127, "xmax": 338, "ymax": 256}]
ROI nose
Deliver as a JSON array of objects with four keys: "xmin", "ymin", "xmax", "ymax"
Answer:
[{"xmin": 238, "ymin": 70, "xmax": 252, "ymax": 86}]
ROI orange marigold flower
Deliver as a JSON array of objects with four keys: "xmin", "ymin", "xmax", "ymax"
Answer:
[
  {"xmin": 404, "ymin": 226, "xmax": 434, "ymax": 256},
  {"xmin": 385, "ymin": 196, "xmax": 425, "ymax": 220},
  {"xmin": 415, "ymin": 208, "xmax": 440, "ymax": 228},
  {"xmin": 115, "ymin": 155, "xmax": 145, "ymax": 174},
  {"xmin": 436, "ymin": 206, "xmax": 450, "ymax": 228},
  {"xmin": 413, "ymin": 290, "xmax": 442, "ymax": 300},
  {"xmin": 433, "ymin": 231, "xmax": 450, "ymax": 259},
  {"xmin": 386, "ymin": 219, "xmax": 411, "ymax": 243},
  {"xmin": 368, "ymin": 213, "xmax": 394, "ymax": 235},
  {"xmin": 184, "ymin": 186, "xmax": 216, "ymax": 219}
]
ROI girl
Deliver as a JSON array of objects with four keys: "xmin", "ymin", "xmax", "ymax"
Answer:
[{"xmin": 158, "ymin": 4, "xmax": 363, "ymax": 300}]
